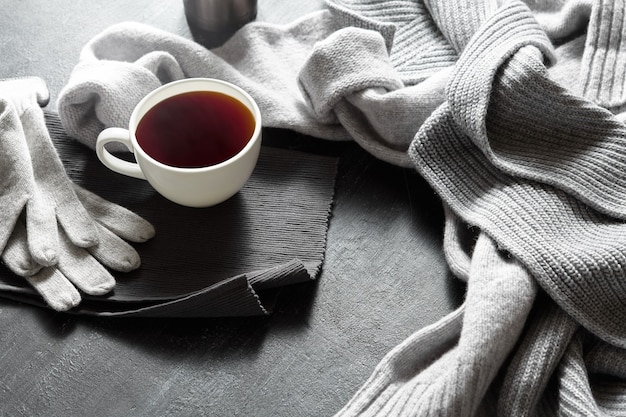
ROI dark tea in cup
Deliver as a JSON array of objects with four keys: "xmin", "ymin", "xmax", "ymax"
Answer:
[
  {"xmin": 96, "ymin": 78, "xmax": 262, "ymax": 207},
  {"xmin": 135, "ymin": 90, "xmax": 256, "ymax": 168}
]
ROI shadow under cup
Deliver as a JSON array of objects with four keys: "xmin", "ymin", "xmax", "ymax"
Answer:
[{"xmin": 96, "ymin": 78, "xmax": 262, "ymax": 208}]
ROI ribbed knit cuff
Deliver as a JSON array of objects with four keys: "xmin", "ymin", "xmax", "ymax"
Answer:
[
  {"xmin": 543, "ymin": 332, "xmax": 602, "ymax": 414},
  {"xmin": 498, "ymin": 297, "xmax": 578, "ymax": 416},
  {"xmin": 330, "ymin": 0, "xmax": 458, "ymax": 85},
  {"xmin": 580, "ymin": 0, "xmax": 626, "ymax": 109}
]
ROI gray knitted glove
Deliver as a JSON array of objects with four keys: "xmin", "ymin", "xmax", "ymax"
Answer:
[
  {"xmin": 0, "ymin": 98, "xmax": 34, "ymax": 255},
  {"xmin": 0, "ymin": 77, "xmax": 99, "ymax": 266},
  {"xmin": 2, "ymin": 185, "xmax": 155, "ymax": 311},
  {"xmin": 0, "ymin": 77, "xmax": 155, "ymax": 310}
]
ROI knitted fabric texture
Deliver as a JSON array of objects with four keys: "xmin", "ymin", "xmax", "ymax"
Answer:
[{"xmin": 56, "ymin": 0, "xmax": 626, "ymax": 414}]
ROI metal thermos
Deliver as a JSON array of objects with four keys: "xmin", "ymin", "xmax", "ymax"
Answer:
[{"xmin": 183, "ymin": 0, "xmax": 258, "ymax": 34}]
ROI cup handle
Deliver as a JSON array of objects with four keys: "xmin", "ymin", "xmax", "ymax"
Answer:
[{"xmin": 96, "ymin": 128, "xmax": 146, "ymax": 180}]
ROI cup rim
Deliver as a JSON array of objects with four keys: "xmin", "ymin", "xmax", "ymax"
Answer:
[{"xmin": 128, "ymin": 77, "xmax": 262, "ymax": 173}]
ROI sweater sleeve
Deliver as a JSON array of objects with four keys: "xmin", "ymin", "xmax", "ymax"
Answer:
[{"xmin": 57, "ymin": 13, "xmax": 354, "ymax": 150}]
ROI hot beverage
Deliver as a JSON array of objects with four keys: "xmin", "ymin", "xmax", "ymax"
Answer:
[
  {"xmin": 136, "ymin": 90, "xmax": 256, "ymax": 168},
  {"xmin": 96, "ymin": 78, "xmax": 262, "ymax": 207}
]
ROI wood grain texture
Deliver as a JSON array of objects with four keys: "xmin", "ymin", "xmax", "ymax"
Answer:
[{"xmin": 0, "ymin": 1, "xmax": 464, "ymax": 415}]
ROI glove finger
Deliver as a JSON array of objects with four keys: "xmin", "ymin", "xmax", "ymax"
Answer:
[
  {"xmin": 57, "ymin": 229, "xmax": 116, "ymax": 296},
  {"xmin": 74, "ymin": 184, "xmax": 156, "ymax": 243},
  {"xmin": 24, "ymin": 267, "xmax": 81, "ymax": 311},
  {"xmin": 0, "ymin": 77, "xmax": 49, "ymax": 113},
  {"xmin": 0, "ymin": 99, "xmax": 32, "ymax": 253},
  {"xmin": 56, "ymin": 194, "xmax": 100, "ymax": 248},
  {"xmin": 2, "ymin": 219, "xmax": 42, "ymax": 277},
  {"xmin": 20, "ymin": 105, "xmax": 99, "ymax": 248},
  {"xmin": 0, "ymin": 192, "xmax": 28, "ymax": 257},
  {"xmin": 26, "ymin": 192, "xmax": 59, "ymax": 266},
  {"xmin": 87, "ymin": 222, "xmax": 142, "ymax": 273},
  {"xmin": 2, "ymin": 220, "xmax": 81, "ymax": 311}
]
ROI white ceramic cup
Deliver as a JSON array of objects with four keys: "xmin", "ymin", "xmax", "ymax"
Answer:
[{"xmin": 96, "ymin": 78, "xmax": 262, "ymax": 207}]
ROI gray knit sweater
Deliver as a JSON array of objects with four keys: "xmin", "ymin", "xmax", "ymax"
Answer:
[{"xmin": 57, "ymin": 0, "xmax": 626, "ymax": 415}]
